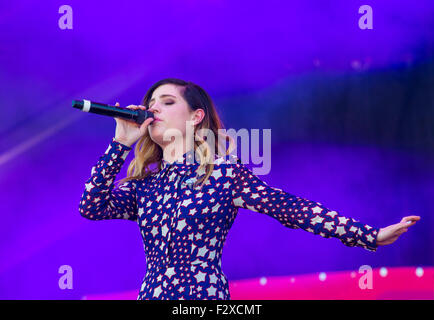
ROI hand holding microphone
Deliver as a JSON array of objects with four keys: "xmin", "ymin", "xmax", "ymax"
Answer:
[
  {"xmin": 113, "ymin": 103, "xmax": 154, "ymax": 147},
  {"xmin": 72, "ymin": 99, "xmax": 155, "ymax": 147}
]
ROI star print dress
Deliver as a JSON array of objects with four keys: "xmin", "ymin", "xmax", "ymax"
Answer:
[{"xmin": 79, "ymin": 138, "xmax": 380, "ymax": 300}]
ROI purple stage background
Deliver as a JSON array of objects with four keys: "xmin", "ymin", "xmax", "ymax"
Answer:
[{"xmin": 0, "ymin": 1, "xmax": 433, "ymax": 299}]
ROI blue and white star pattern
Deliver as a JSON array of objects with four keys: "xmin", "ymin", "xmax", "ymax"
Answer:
[{"xmin": 79, "ymin": 138, "xmax": 380, "ymax": 300}]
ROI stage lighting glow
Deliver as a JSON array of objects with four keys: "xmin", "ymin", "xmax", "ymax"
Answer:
[
  {"xmin": 415, "ymin": 267, "xmax": 424, "ymax": 277},
  {"xmin": 319, "ymin": 272, "xmax": 327, "ymax": 281}
]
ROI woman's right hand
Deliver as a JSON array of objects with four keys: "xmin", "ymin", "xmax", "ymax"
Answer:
[{"xmin": 113, "ymin": 102, "xmax": 154, "ymax": 147}]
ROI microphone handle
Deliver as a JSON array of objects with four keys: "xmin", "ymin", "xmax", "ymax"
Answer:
[{"xmin": 72, "ymin": 99, "xmax": 154, "ymax": 124}]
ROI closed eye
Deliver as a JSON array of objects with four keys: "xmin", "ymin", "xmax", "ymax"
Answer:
[{"xmin": 148, "ymin": 100, "xmax": 175, "ymax": 108}]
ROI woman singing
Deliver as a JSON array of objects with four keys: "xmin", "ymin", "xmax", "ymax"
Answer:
[{"xmin": 79, "ymin": 78, "xmax": 420, "ymax": 300}]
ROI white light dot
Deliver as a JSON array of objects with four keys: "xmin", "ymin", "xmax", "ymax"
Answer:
[
  {"xmin": 415, "ymin": 267, "xmax": 424, "ymax": 277},
  {"xmin": 319, "ymin": 272, "xmax": 327, "ymax": 281},
  {"xmin": 350, "ymin": 271, "xmax": 356, "ymax": 278},
  {"xmin": 379, "ymin": 267, "xmax": 388, "ymax": 277},
  {"xmin": 259, "ymin": 277, "xmax": 267, "ymax": 286},
  {"xmin": 290, "ymin": 277, "xmax": 295, "ymax": 283}
]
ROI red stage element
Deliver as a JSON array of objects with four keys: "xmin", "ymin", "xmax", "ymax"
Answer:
[{"xmin": 82, "ymin": 266, "xmax": 434, "ymax": 300}]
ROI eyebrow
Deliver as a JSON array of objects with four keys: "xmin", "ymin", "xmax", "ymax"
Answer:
[{"xmin": 149, "ymin": 94, "xmax": 177, "ymax": 105}]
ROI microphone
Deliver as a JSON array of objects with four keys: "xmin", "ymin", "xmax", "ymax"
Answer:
[{"xmin": 72, "ymin": 99, "xmax": 154, "ymax": 124}]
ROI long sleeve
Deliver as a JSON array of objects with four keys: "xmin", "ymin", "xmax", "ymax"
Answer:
[
  {"xmin": 230, "ymin": 162, "xmax": 380, "ymax": 252},
  {"xmin": 79, "ymin": 138, "xmax": 138, "ymax": 221}
]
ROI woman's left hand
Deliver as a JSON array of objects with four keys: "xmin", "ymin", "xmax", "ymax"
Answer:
[{"xmin": 376, "ymin": 215, "xmax": 421, "ymax": 246}]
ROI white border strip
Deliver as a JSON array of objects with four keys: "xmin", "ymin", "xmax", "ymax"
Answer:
[{"xmin": 82, "ymin": 99, "xmax": 91, "ymax": 112}]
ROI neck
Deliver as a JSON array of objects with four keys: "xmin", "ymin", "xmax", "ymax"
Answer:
[{"xmin": 162, "ymin": 136, "xmax": 194, "ymax": 164}]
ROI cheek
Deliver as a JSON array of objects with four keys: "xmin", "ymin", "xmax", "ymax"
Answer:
[{"xmin": 169, "ymin": 112, "xmax": 189, "ymax": 128}]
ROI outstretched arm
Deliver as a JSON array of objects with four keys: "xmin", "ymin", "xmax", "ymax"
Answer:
[
  {"xmin": 230, "ymin": 161, "xmax": 381, "ymax": 252},
  {"xmin": 79, "ymin": 138, "xmax": 138, "ymax": 221}
]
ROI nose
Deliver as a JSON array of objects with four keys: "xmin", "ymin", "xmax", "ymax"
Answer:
[{"xmin": 148, "ymin": 103, "xmax": 160, "ymax": 114}]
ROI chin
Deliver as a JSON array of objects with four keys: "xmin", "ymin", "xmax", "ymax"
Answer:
[{"xmin": 148, "ymin": 128, "xmax": 165, "ymax": 142}]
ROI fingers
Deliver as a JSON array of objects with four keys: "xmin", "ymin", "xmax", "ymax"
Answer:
[
  {"xmin": 119, "ymin": 104, "xmax": 143, "ymax": 126},
  {"xmin": 403, "ymin": 215, "xmax": 421, "ymax": 221},
  {"xmin": 114, "ymin": 103, "xmax": 148, "ymax": 127},
  {"xmin": 126, "ymin": 104, "xmax": 146, "ymax": 110},
  {"xmin": 139, "ymin": 116, "xmax": 154, "ymax": 131},
  {"xmin": 403, "ymin": 222, "xmax": 416, "ymax": 228},
  {"xmin": 400, "ymin": 216, "xmax": 421, "ymax": 225},
  {"xmin": 115, "ymin": 103, "xmax": 147, "ymax": 110},
  {"xmin": 386, "ymin": 215, "xmax": 421, "ymax": 240},
  {"xmin": 114, "ymin": 103, "xmax": 120, "ymax": 121},
  {"xmin": 396, "ymin": 216, "xmax": 420, "ymax": 231}
]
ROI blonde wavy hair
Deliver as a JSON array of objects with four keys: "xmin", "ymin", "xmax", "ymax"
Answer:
[{"xmin": 116, "ymin": 78, "xmax": 235, "ymax": 189}]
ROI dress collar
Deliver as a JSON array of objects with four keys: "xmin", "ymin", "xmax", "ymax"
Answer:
[{"xmin": 161, "ymin": 148, "xmax": 198, "ymax": 170}]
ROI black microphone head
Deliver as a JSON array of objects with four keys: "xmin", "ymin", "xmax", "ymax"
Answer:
[
  {"xmin": 72, "ymin": 100, "xmax": 83, "ymax": 110},
  {"xmin": 136, "ymin": 109, "xmax": 155, "ymax": 124}
]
